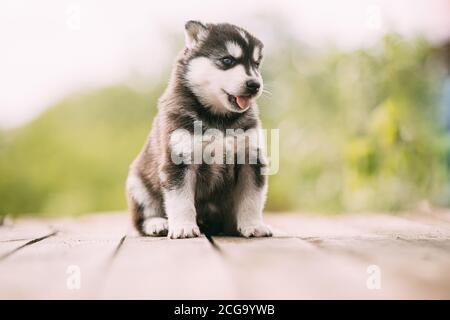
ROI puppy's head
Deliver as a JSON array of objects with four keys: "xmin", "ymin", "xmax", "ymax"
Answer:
[{"xmin": 183, "ymin": 21, "xmax": 264, "ymax": 114}]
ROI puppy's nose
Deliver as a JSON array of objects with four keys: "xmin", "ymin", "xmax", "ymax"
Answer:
[{"xmin": 246, "ymin": 79, "xmax": 261, "ymax": 94}]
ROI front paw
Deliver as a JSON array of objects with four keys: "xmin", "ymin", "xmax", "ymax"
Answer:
[
  {"xmin": 238, "ymin": 223, "xmax": 273, "ymax": 238},
  {"xmin": 168, "ymin": 224, "xmax": 201, "ymax": 239},
  {"xmin": 143, "ymin": 217, "xmax": 168, "ymax": 236}
]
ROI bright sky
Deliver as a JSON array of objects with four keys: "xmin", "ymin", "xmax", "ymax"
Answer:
[{"xmin": 1, "ymin": 0, "xmax": 449, "ymax": 128}]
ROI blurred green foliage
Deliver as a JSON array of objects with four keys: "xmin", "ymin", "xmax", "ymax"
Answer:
[
  {"xmin": 0, "ymin": 85, "xmax": 162, "ymax": 216},
  {"xmin": 261, "ymin": 34, "xmax": 450, "ymax": 212},
  {"xmin": 0, "ymin": 34, "xmax": 449, "ymax": 216}
]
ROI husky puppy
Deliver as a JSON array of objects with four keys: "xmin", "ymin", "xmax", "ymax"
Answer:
[{"xmin": 126, "ymin": 21, "xmax": 272, "ymax": 239}]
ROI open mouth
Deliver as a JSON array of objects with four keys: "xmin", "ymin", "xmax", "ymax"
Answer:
[{"xmin": 223, "ymin": 90, "xmax": 253, "ymax": 110}]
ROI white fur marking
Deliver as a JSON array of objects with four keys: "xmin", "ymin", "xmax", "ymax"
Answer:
[
  {"xmin": 235, "ymin": 166, "xmax": 271, "ymax": 237},
  {"xmin": 253, "ymin": 46, "xmax": 261, "ymax": 62},
  {"xmin": 126, "ymin": 172, "xmax": 154, "ymax": 218},
  {"xmin": 159, "ymin": 171, "xmax": 167, "ymax": 183},
  {"xmin": 226, "ymin": 41, "xmax": 243, "ymax": 58},
  {"xmin": 164, "ymin": 169, "xmax": 200, "ymax": 238}
]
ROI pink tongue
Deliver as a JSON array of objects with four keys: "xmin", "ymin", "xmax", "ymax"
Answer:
[{"xmin": 236, "ymin": 96, "xmax": 251, "ymax": 109}]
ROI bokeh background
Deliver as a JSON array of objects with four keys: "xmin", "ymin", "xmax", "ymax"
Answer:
[{"xmin": 1, "ymin": 0, "xmax": 450, "ymax": 217}]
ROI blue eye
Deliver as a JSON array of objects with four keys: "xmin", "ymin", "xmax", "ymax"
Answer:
[{"xmin": 222, "ymin": 57, "xmax": 234, "ymax": 66}]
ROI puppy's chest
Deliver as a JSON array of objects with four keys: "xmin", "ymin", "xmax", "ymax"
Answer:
[{"xmin": 195, "ymin": 163, "xmax": 239, "ymax": 198}]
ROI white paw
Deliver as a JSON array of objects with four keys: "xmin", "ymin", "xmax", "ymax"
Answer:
[
  {"xmin": 143, "ymin": 217, "xmax": 168, "ymax": 236},
  {"xmin": 168, "ymin": 224, "xmax": 201, "ymax": 239},
  {"xmin": 238, "ymin": 223, "xmax": 273, "ymax": 238}
]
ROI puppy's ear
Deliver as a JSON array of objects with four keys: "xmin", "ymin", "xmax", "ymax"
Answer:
[{"xmin": 184, "ymin": 20, "xmax": 208, "ymax": 50}]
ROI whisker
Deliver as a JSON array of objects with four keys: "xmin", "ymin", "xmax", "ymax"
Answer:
[{"xmin": 260, "ymin": 91, "xmax": 273, "ymax": 100}]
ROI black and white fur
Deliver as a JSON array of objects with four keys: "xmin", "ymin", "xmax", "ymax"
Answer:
[{"xmin": 126, "ymin": 21, "xmax": 272, "ymax": 239}]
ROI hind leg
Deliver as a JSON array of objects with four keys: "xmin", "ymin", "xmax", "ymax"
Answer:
[{"xmin": 126, "ymin": 170, "xmax": 168, "ymax": 236}]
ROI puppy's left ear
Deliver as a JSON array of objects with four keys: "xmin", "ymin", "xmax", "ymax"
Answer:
[{"xmin": 184, "ymin": 20, "xmax": 208, "ymax": 50}]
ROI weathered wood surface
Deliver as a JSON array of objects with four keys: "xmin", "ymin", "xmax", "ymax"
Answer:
[{"xmin": 0, "ymin": 212, "xmax": 449, "ymax": 299}]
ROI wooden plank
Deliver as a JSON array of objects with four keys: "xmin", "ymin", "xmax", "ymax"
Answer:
[
  {"xmin": 308, "ymin": 237, "xmax": 450, "ymax": 299},
  {"xmin": 0, "ymin": 213, "xmax": 128, "ymax": 299},
  {"xmin": 0, "ymin": 212, "xmax": 449, "ymax": 299},
  {"xmin": 101, "ymin": 235, "xmax": 236, "ymax": 299},
  {"xmin": 212, "ymin": 214, "xmax": 450, "ymax": 299},
  {"xmin": 211, "ymin": 236, "xmax": 393, "ymax": 299},
  {"xmin": 0, "ymin": 232, "xmax": 57, "ymax": 261},
  {"xmin": 0, "ymin": 218, "xmax": 54, "ymax": 242},
  {"xmin": 403, "ymin": 211, "xmax": 450, "ymax": 230},
  {"xmin": 305, "ymin": 214, "xmax": 450, "ymax": 299},
  {"xmin": 334, "ymin": 213, "xmax": 450, "ymax": 240},
  {"xmin": 264, "ymin": 213, "xmax": 366, "ymax": 238},
  {"xmin": 0, "ymin": 217, "xmax": 56, "ymax": 259}
]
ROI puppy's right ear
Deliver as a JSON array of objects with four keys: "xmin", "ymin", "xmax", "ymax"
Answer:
[{"xmin": 184, "ymin": 20, "xmax": 208, "ymax": 50}]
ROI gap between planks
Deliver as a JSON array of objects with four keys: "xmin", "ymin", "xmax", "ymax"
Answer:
[{"xmin": 0, "ymin": 231, "xmax": 58, "ymax": 262}]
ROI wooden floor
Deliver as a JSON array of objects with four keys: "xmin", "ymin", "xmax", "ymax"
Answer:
[{"xmin": 0, "ymin": 211, "xmax": 449, "ymax": 299}]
